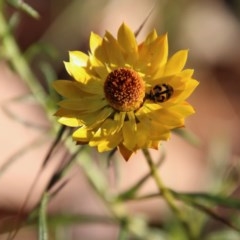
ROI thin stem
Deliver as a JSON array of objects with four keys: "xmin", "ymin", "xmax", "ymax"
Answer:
[
  {"xmin": 142, "ymin": 149, "xmax": 196, "ymax": 240},
  {"xmin": 27, "ymin": 213, "xmax": 116, "ymax": 227},
  {"xmin": 118, "ymin": 219, "xmax": 130, "ymax": 240},
  {"xmin": 39, "ymin": 193, "xmax": 49, "ymax": 240},
  {"xmin": 0, "ymin": 10, "xmax": 54, "ymax": 118}
]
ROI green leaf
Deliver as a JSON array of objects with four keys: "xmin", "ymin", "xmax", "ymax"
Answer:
[
  {"xmin": 7, "ymin": 0, "xmax": 40, "ymax": 19},
  {"xmin": 171, "ymin": 191, "xmax": 240, "ymax": 231},
  {"xmin": 172, "ymin": 191, "xmax": 240, "ymax": 209},
  {"xmin": 192, "ymin": 202, "xmax": 239, "ymax": 231}
]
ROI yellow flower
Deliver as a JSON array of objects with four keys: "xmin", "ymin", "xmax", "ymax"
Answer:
[{"xmin": 53, "ymin": 23, "xmax": 198, "ymax": 161}]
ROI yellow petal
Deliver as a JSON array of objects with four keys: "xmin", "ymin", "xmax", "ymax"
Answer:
[
  {"xmin": 146, "ymin": 108, "xmax": 184, "ymax": 127},
  {"xmin": 58, "ymin": 97, "xmax": 107, "ymax": 111},
  {"xmin": 89, "ymin": 32, "xmax": 110, "ymax": 79},
  {"xmin": 164, "ymin": 50, "xmax": 188, "ymax": 76},
  {"xmin": 134, "ymin": 125, "xmax": 149, "ymax": 148},
  {"xmin": 121, "ymin": 112, "xmax": 137, "ymax": 149},
  {"xmin": 58, "ymin": 117, "xmax": 81, "ymax": 127},
  {"xmin": 149, "ymin": 34, "xmax": 168, "ymax": 69},
  {"xmin": 144, "ymin": 29, "xmax": 158, "ymax": 44},
  {"xmin": 126, "ymin": 111, "xmax": 137, "ymax": 131},
  {"xmin": 148, "ymin": 141, "xmax": 160, "ymax": 149},
  {"xmin": 133, "ymin": 113, "xmax": 170, "ymax": 147},
  {"xmin": 135, "ymin": 102, "xmax": 162, "ymax": 118},
  {"xmin": 122, "ymin": 120, "xmax": 137, "ymax": 150},
  {"xmin": 54, "ymin": 108, "xmax": 78, "ymax": 117},
  {"xmin": 108, "ymin": 132, "xmax": 123, "ymax": 149},
  {"xmin": 73, "ymin": 127, "xmax": 94, "ymax": 142},
  {"xmin": 83, "ymin": 116, "xmax": 123, "ymax": 151},
  {"xmin": 93, "ymin": 119, "xmax": 118, "ymax": 136},
  {"xmin": 64, "ymin": 62, "xmax": 90, "ymax": 81},
  {"xmin": 138, "ymin": 34, "xmax": 168, "ymax": 72},
  {"xmin": 89, "ymin": 55, "xmax": 109, "ymax": 80},
  {"xmin": 117, "ymin": 23, "xmax": 137, "ymax": 54},
  {"xmin": 177, "ymin": 78, "xmax": 199, "ymax": 102},
  {"xmin": 95, "ymin": 136, "xmax": 120, "ymax": 152},
  {"xmin": 69, "ymin": 51, "xmax": 89, "ymax": 67},
  {"xmin": 90, "ymin": 32, "xmax": 103, "ymax": 54},
  {"xmin": 54, "ymin": 108, "xmax": 84, "ymax": 127},
  {"xmin": 138, "ymin": 30, "xmax": 159, "ymax": 60},
  {"xmin": 139, "ymin": 119, "xmax": 170, "ymax": 141},
  {"xmin": 117, "ymin": 23, "xmax": 138, "ymax": 65},
  {"xmin": 113, "ymin": 112, "xmax": 126, "ymax": 132},
  {"xmin": 53, "ymin": 80, "xmax": 90, "ymax": 98},
  {"xmin": 90, "ymin": 123, "xmax": 122, "ymax": 152},
  {"xmin": 170, "ymin": 103, "xmax": 195, "ymax": 118},
  {"xmin": 177, "ymin": 69, "xmax": 194, "ymax": 78},
  {"xmin": 63, "ymin": 63, "xmax": 105, "ymax": 94},
  {"xmin": 146, "ymin": 75, "xmax": 175, "ymax": 87},
  {"xmin": 82, "ymin": 107, "xmax": 114, "ymax": 129},
  {"xmin": 103, "ymin": 31, "xmax": 125, "ymax": 66}
]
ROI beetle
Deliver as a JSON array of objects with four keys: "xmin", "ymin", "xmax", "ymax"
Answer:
[{"xmin": 146, "ymin": 83, "xmax": 174, "ymax": 102}]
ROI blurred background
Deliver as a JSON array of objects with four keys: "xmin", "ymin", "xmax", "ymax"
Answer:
[{"xmin": 1, "ymin": 0, "xmax": 240, "ymax": 239}]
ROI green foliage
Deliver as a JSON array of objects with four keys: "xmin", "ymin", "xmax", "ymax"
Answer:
[{"xmin": 6, "ymin": 0, "xmax": 40, "ymax": 19}]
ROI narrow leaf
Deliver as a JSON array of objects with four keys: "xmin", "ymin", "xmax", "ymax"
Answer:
[{"xmin": 7, "ymin": 0, "xmax": 40, "ymax": 19}]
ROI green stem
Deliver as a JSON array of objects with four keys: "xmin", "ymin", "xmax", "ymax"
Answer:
[
  {"xmin": 142, "ymin": 149, "xmax": 196, "ymax": 240},
  {"xmin": 0, "ymin": 10, "xmax": 54, "ymax": 118},
  {"xmin": 118, "ymin": 218, "xmax": 130, "ymax": 240},
  {"xmin": 39, "ymin": 193, "xmax": 49, "ymax": 240}
]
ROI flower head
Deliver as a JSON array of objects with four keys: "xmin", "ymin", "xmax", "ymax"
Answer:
[{"xmin": 53, "ymin": 23, "xmax": 198, "ymax": 160}]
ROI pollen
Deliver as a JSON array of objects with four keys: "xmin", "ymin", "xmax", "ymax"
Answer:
[{"xmin": 104, "ymin": 68, "xmax": 145, "ymax": 112}]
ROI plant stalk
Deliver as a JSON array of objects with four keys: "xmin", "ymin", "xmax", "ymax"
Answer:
[{"xmin": 143, "ymin": 148, "xmax": 196, "ymax": 240}]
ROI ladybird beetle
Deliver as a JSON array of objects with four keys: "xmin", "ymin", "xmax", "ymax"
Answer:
[{"xmin": 147, "ymin": 83, "xmax": 174, "ymax": 103}]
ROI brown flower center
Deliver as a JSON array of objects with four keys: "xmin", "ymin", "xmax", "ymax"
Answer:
[{"xmin": 104, "ymin": 68, "xmax": 145, "ymax": 112}]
